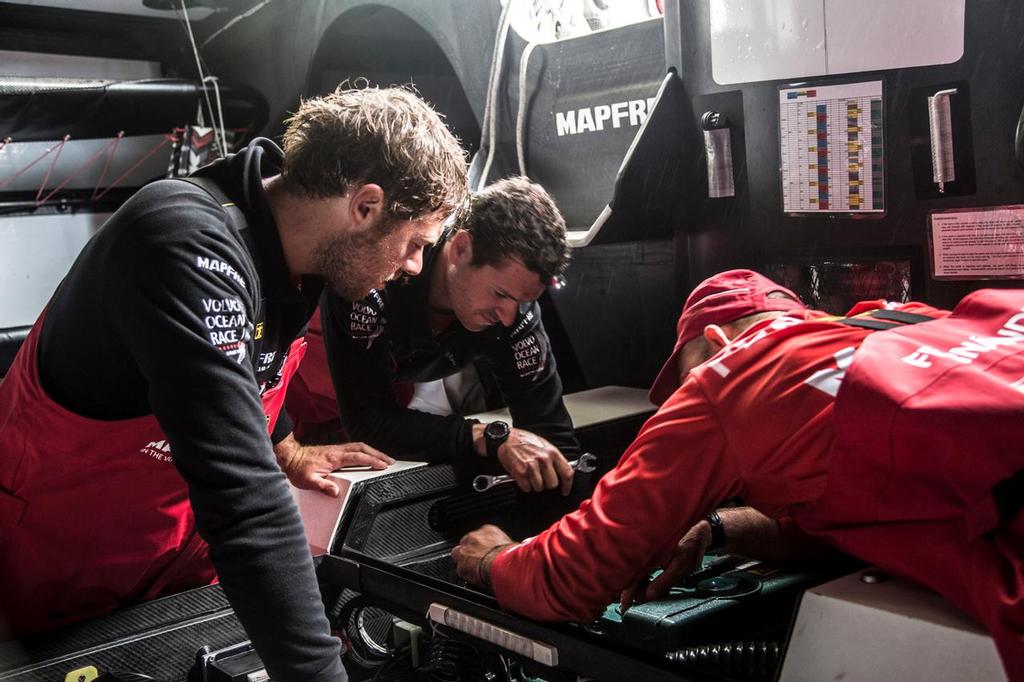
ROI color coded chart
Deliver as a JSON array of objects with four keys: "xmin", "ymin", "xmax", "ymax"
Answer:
[{"xmin": 779, "ymin": 81, "xmax": 884, "ymax": 214}]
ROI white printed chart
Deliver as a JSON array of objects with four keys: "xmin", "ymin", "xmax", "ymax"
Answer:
[{"xmin": 780, "ymin": 81, "xmax": 884, "ymax": 214}]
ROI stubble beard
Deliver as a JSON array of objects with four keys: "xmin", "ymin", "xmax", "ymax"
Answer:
[{"xmin": 316, "ymin": 226, "xmax": 398, "ymax": 301}]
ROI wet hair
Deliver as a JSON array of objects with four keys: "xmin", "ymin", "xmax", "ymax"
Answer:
[
  {"xmin": 280, "ymin": 85, "xmax": 469, "ymax": 222},
  {"xmin": 463, "ymin": 176, "xmax": 571, "ymax": 283}
]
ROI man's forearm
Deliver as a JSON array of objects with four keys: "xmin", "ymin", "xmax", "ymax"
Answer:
[
  {"xmin": 714, "ymin": 507, "xmax": 839, "ymax": 562},
  {"xmin": 715, "ymin": 507, "xmax": 792, "ymax": 561}
]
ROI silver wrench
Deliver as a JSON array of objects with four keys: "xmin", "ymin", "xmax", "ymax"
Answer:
[{"xmin": 472, "ymin": 452, "xmax": 597, "ymax": 493}]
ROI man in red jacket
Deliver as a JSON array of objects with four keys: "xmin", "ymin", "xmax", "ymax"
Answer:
[{"xmin": 453, "ymin": 269, "xmax": 1024, "ymax": 679}]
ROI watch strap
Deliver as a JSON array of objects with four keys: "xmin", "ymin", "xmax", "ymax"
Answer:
[
  {"xmin": 485, "ymin": 421, "xmax": 509, "ymax": 458},
  {"xmin": 706, "ymin": 510, "xmax": 726, "ymax": 551}
]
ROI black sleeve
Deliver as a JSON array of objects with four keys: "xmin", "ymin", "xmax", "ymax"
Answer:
[
  {"xmin": 272, "ymin": 406, "xmax": 295, "ymax": 443},
  {"xmin": 483, "ymin": 304, "xmax": 581, "ymax": 457},
  {"xmin": 109, "ymin": 196, "xmax": 345, "ymax": 681},
  {"xmin": 320, "ymin": 291, "xmax": 476, "ymax": 461}
]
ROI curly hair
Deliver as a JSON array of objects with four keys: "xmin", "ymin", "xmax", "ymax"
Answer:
[
  {"xmin": 464, "ymin": 176, "xmax": 571, "ymax": 283},
  {"xmin": 280, "ymin": 85, "xmax": 469, "ymax": 222}
]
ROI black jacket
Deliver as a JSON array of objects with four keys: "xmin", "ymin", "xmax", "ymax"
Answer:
[
  {"xmin": 321, "ymin": 233, "xmax": 580, "ymax": 461},
  {"xmin": 38, "ymin": 139, "xmax": 344, "ymax": 681}
]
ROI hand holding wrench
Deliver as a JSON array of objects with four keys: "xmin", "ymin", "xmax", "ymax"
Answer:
[{"xmin": 472, "ymin": 452, "xmax": 597, "ymax": 492}]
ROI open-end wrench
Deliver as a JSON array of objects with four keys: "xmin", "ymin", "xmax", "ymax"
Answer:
[{"xmin": 472, "ymin": 452, "xmax": 597, "ymax": 493}]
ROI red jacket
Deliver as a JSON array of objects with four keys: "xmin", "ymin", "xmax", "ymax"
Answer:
[
  {"xmin": 489, "ymin": 303, "xmax": 938, "ymax": 618},
  {"xmin": 792, "ymin": 289, "xmax": 1024, "ymax": 679},
  {"xmin": 491, "ymin": 292, "xmax": 1024, "ymax": 678}
]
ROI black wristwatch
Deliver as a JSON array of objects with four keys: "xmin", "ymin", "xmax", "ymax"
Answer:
[
  {"xmin": 484, "ymin": 420, "xmax": 511, "ymax": 458},
  {"xmin": 706, "ymin": 510, "xmax": 726, "ymax": 551}
]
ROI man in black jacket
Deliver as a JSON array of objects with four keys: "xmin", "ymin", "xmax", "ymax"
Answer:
[
  {"xmin": 0, "ymin": 86, "xmax": 468, "ymax": 681},
  {"xmin": 290, "ymin": 177, "xmax": 580, "ymax": 494}
]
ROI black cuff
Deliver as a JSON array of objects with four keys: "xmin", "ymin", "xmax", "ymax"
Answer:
[
  {"xmin": 271, "ymin": 410, "xmax": 294, "ymax": 444},
  {"xmin": 458, "ymin": 418, "xmax": 479, "ymax": 458}
]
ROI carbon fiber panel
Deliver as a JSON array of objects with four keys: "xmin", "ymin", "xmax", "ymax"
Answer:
[{"xmin": 0, "ymin": 586, "xmax": 244, "ymax": 682}]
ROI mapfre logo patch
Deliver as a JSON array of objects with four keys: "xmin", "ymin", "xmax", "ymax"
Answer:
[{"xmin": 139, "ymin": 439, "xmax": 173, "ymax": 463}]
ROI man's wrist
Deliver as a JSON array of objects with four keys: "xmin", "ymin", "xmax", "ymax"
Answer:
[
  {"xmin": 471, "ymin": 422, "xmax": 487, "ymax": 456},
  {"xmin": 483, "ymin": 421, "xmax": 511, "ymax": 458},
  {"xmin": 717, "ymin": 507, "xmax": 790, "ymax": 561},
  {"xmin": 478, "ymin": 542, "xmax": 515, "ymax": 588},
  {"xmin": 273, "ymin": 432, "xmax": 302, "ymax": 473}
]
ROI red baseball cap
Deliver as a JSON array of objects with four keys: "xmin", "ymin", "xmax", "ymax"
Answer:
[{"xmin": 648, "ymin": 269, "xmax": 804, "ymax": 405}]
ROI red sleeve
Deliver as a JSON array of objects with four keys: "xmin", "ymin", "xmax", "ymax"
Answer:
[
  {"xmin": 775, "ymin": 513, "xmax": 845, "ymax": 559},
  {"xmin": 489, "ymin": 381, "xmax": 744, "ymax": 621}
]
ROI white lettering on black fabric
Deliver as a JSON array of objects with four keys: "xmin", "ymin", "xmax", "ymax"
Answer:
[
  {"xmin": 555, "ymin": 97, "xmax": 657, "ymax": 137},
  {"xmin": 513, "ymin": 333, "xmax": 545, "ymax": 378},
  {"xmin": 195, "ymin": 256, "xmax": 247, "ymax": 289},
  {"xmin": 199, "ymin": 296, "xmax": 250, "ymax": 363},
  {"xmin": 349, "ymin": 299, "xmax": 384, "ymax": 347},
  {"xmin": 202, "ymin": 297, "xmax": 244, "ymax": 313},
  {"xmin": 509, "ymin": 310, "xmax": 535, "ymax": 338},
  {"xmin": 256, "ymin": 351, "xmax": 277, "ymax": 374}
]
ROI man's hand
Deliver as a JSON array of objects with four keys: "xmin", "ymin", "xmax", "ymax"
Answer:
[
  {"xmin": 619, "ymin": 507, "xmax": 797, "ymax": 611},
  {"xmin": 619, "ymin": 516, "xmax": 711, "ymax": 612},
  {"xmin": 451, "ymin": 524, "xmax": 516, "ymax": 587},
  {"xmin": 475, "ymin": 425, "xmax": 574, "ymax": 495},
  {"xmin": 274, "ymin": 432, "xmax": 394, "ymax": 497}
]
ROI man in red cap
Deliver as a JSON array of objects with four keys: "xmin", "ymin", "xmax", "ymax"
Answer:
[
  {"xmin": 453, "ymin": 269, "xmax": 1024, "ymax": 679},
  {"xmin": 647, "ymin": 268, "xmax": 807, "ymax": 405}
]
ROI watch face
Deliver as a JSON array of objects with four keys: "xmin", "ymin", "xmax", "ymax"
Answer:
[{"xmin": 485, "ymin": 421, "xmax": 510, "ymax": 440}]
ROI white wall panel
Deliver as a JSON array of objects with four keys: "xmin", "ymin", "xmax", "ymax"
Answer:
[
  {"xmin": 826, "ymin": 0, "xmax": 965, "ymax": 75},
  {"xmin": 0, "ymin": 49, "xmax": 160, "ymax": 80},
  {"xmin": 711, "ymin": 0, "xmax": 965, "ymax": 85},
  {"xmin": 0, "ymin": 212, "xmax": 108, "ymax": 328}
]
